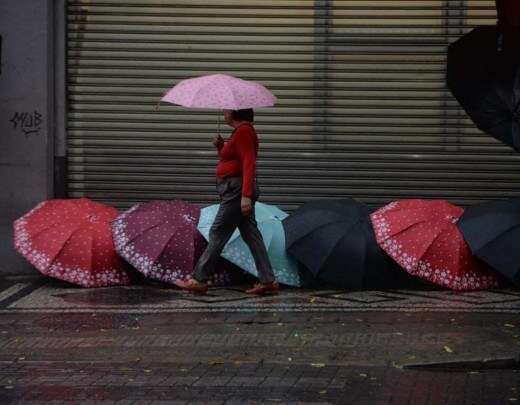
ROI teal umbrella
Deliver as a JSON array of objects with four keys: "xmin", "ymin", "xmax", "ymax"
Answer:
[{"xmin": 198, "ymin": 202, "xmax": 307, "ymax": 286}]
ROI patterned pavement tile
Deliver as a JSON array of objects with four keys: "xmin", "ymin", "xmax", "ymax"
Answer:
[{"xmin": 1, "ymin": 278, "xmax": 519, "ymax": 313}]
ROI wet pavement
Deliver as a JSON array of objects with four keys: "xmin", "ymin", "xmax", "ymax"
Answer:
[{"xmin": 0, "ymin": 275, "xmax": 519, "ymax": 404}]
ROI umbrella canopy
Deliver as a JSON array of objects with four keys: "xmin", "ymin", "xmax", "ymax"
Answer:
[
  {"xmin": 447, "ymin": 26, "xmax": 520, "ymax": 151},
  {"xmin": 198, "ymin": 202, "xmax": 308, "ymax": 287},
  {"xmin": 371, "ymin": 199, "xmax": 499, "ymax": 291},
  {"xmin": 161, "ymin": 73, "xmax": 277, "ymax": 110},
  {"xmin": 283, "ymin": 199, "xmax": 409, "ymax": 290},
  {"xmin": 458, "ymin": 197, "xmax": 520, "ymax": 286},
  {"xmin": 13, "ymin": 198, "xmax": 132, "ymax": 287},
  {"xmin": 112, "ymin": 200, "xmax": 233, "ymax": 286}
]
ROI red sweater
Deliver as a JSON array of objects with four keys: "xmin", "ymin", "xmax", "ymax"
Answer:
[{"xmin": 216, "ymin": 122, "xmax": 258, "ymax": 198}]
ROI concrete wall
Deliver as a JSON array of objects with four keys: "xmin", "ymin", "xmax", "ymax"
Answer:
[{"xmin": 0, "ymin": 0, "xmax": 62, "ymax": 275}]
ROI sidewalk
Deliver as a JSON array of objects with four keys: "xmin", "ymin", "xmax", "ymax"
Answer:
[{"xmin": 0, "ymin": 275, "xmax": 519, "ymax": 404}]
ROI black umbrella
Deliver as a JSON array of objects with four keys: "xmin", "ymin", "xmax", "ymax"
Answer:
[
  {"xmin": 447, "ymin": 26, "xmax": 520, "ymax": 152},
  {"xmin": 282, "ymin": 199, "xmax": 410, "ymax": 290},
  {"xmin": 458, "ymin": 198, "xmax": 520, "ymax": 286}
]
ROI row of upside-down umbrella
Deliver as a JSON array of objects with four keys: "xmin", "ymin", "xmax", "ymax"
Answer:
[{"xmin": 13, "ymin": 196, "xmax": 519, "ymax": 291}]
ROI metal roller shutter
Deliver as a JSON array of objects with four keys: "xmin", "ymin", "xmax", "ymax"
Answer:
[{"xmin": 66, "ymin": 0, "xmax": 520, "ymax": 211}]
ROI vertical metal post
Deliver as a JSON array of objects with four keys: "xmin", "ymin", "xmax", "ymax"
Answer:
[
  {"xmin": 443, "ymin": 0, "xmax": 466, "ymax": 150},
  {"xmin": 53, "ymin": 0, "xmax": 68, "ymax": 198},
  {"xmin": 313, "ymin": 0, "xmax": 331, "ymax": 143}
]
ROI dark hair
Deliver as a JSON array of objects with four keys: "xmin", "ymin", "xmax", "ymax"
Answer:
[{"xmin": 231, "ymin": 108, "xmax": 254, "ymax": 122}]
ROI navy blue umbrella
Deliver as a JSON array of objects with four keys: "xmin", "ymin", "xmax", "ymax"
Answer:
[
  {"xmin": 458, "ymin": 198, "xmax": 520, "ymax": 286},
  {"xmin": 282, "ymin": 199, "xmax": 410, "ymax": 290},
  {"xmin": 447, "ymin": 26, "xmax": 520, "ymax": 152}
]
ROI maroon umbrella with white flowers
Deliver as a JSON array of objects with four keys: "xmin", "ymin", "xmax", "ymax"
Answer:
[{"xmin": 111, "ymin": 200, "xmax": 233, "ymax": 286}]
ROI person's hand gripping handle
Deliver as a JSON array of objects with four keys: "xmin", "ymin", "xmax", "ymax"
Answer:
[{"xmin": 213, "ymin": 134, "xmax": 224, "ymax": 148}]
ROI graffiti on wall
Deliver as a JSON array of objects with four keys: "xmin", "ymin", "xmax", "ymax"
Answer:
[{"xmin": 10, "ymin": 111, "xmax": 43, "ymax": 136}]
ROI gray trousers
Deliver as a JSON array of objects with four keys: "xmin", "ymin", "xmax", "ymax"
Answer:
[{"xmin": 193, "ymin": 175, "xmax": 276, "ymax": 284}]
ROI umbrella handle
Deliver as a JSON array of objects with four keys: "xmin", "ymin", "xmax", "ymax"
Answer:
[{"xmin": 217, "ymin": 113, "xmax": 221, "ymax": 136}]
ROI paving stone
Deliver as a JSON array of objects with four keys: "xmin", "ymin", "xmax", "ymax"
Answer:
[
  {"xmin": 0, "ymin": 277, "xmax": 519, "ymax": 403},
  {"xmin": 260, "ymin": 376, "xmax": 298, "ymax": 387}
]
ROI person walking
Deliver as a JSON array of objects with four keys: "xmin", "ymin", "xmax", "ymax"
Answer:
[{"xmin": 177, "ymin": 108, "xmax": 279, "ymax": 295}]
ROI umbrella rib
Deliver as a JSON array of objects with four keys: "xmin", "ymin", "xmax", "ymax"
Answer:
[
  {"xmin": 288, "ymin": 216, "xmax": 365, "ymax": 242},
  {"xmin": 188, "ymin": 84, "xmax": 210, "ymax": 108},
  {"xmin": 296, "ymin": 220, "xmax": 363, "ymax": 274},
  {"xmin": 385, "ymin": 215, "xmax": 439, "ymax": 239},
  {"xmin": 419, "ymin": 220, "xmax": 455, "ymax": 262},
  {"xmin": 124, "ymin": 219, "xmax": 171, "ymax": 245},
  {"xmin": 156, "ymin": 227, "xmax": 195, "ymax": 265},
  {"xmin": 229, "ymin": 85, "xmax": 240, "ymax": 109},
  {"xmin": 314, "ymin": 222, "xmax": 366, "ymax": 275},
  {"xmin": 46, "ymin": 224, "xmax": 86, "ymax": 268},
  {"xmin": 22, "ymin": 217, "xmax": 71, "ymax": 240}
]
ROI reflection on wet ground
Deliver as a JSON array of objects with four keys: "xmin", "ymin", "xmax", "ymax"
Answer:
[
  {"xmin": 0, "ymin": 276, "xmax": 519, "ymax": 403},
  {"xmin": 54, "ymin": 286, "xmax": 174, "ymax": 306}
]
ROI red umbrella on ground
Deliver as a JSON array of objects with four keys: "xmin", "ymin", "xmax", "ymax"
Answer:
[
  {"xmin": 14, "ymin": 198, "xmax": 132, "ymax": 287},
  {"xmin": 111, "ymin": 200, "xmax": 234, "ymax": 287},
  {"xmin": 370, "ymin": 199, "xmax": 499, "ymax": 291}
]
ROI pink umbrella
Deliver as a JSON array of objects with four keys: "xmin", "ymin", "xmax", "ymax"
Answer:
[{"xmin": 160, "ymin": 73, "xmax": 277, "ymax": 110}]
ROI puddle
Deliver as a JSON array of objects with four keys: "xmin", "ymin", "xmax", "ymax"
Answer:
[{"xmin": 53, "ymin": 287, "xmax": 174, "ymax": 306}]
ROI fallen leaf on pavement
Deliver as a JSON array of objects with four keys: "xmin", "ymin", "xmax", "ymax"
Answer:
[{"xmin": 444, "ymin": 346, "xmax": 453, "ymax": 353}]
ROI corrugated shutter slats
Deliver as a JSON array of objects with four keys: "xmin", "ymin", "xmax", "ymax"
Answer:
[{"xmin": 66, "ymin": 0, "xmax": 519, "ymax": 210}]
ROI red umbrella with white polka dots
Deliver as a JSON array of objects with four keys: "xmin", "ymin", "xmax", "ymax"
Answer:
[
  {"xmin": 14, "ymin": 198, "xmax": 132, "ymax": 287},
  {"xmin": 370, "ymin": 199, "xmax": 498, "ymax": 291}
]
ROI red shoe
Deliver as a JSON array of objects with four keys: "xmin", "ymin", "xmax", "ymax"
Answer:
[
  {"xmin": 176, "ymin": 278, "xmax": 208, "ymax": 294},
  {"xmin": 245, "ymin": 281, "xmax": 280, "ymax": 295}
]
